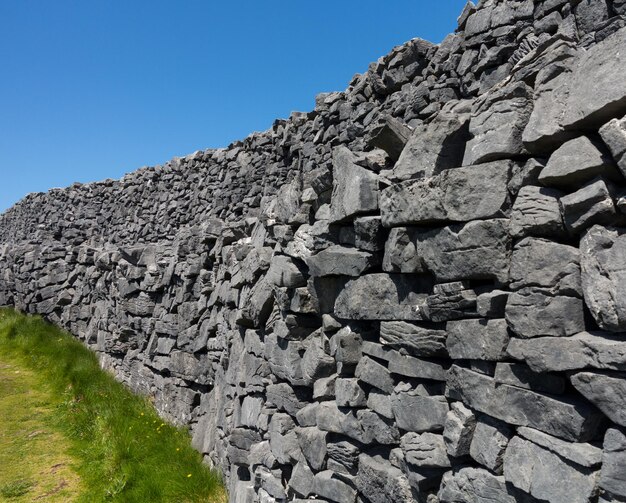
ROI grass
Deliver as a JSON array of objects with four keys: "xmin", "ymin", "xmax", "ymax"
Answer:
[{"xmin": 0, "ymin": 308, "xmax": 226, "ymax": 503}]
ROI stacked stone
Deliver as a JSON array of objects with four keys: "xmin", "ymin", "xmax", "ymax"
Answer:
[{"xmin": 2, "ymin": 1, "xmax": 626, "ymax": 502}]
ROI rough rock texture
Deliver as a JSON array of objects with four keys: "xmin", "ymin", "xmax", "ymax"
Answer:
[{"xmin": 2, "ymin": 2, "xmax": 626, "ymax": 502}]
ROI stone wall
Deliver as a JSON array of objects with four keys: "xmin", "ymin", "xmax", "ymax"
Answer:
[{"xmin": 2, "ymin": 1, "xmax": 626, "ymax": 502}]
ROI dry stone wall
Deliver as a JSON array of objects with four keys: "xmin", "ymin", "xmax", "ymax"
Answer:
[{"xmin": 2, "ymin": 1, "xmax": 626, "ymax": 502}]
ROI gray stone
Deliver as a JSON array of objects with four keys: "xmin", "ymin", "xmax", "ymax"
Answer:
[
  {"xmin": 438, "ymin": 467, "xmax": 518, "ymax": 503},
  {"xmin": 367, "ymin": 390, "xmax": 394, "ymax": 420},
  {"xmin": 380, "ymin": 321, "xmax": 448, "ymax": 357},
  {"xmin": 313, "ymin": 471, "xmax": 357, "ymax": 503},
  {"xmin": 388, "ymin": 353, "xmax": 448, "ymax": 381},
  {"xmin": 600, "ymin": 428, "xmax": 626, "ymax": 499},
  {"xmin": 367, "ymin": 115, "xmax": 413, "ymax": 161},
  {"xmin": 446, "ymin": 365, "xmax": 604, "ymax": 441},
  {"xmin": 330, "ymin": 326, "xmax": 363, "ymax": 374},
  {"xmin": 355, "ymin": 454, "xmax": 414, "ymax": 503},
  {"xmin": 355, "ymin": 356, "xmax": 394, "ymax": 394},
  {"xmin": 330, "ymin": 146, "xmax": 379, "ymax": 223},
  {"xmin": 353, "ymin": 216, "xmax": 385, "ymax": 252},
  {"xmin": 509, "ymin": 237, "xmax": 581, "ymax": 296},
  {"xmin": 600, "ymin": 115, "xmax": 626, "ymax": 177},
  {"xmin": 305, "ymin": 245, "xmax": 376, "ymax": 277},
  {"xmin": 494, "ymin": 363, "xmax": 565, "ymax": 395},
  {"xmin": 476, "ymin": 290, "xmax": 508, "ymax": 318},
  {"xmin": 335, "ymin": 378, "xmax": 367, "ymax": 407},
  {"xmin": 524, "ymin": 27, "xmax": 626, "ymax": 151},
  {"xmin": 380, "ymin": 161, "xmax": 512, "ymax": 227},
  {"xmin": 401, "ymin": 432, "xmax": 451, "ymax": 468},
  {"xmin": 504, "ymin": 436, "xmax": 599, "ymax": 503},
  {"xmin": 327, "ymin": 441, "xmax": 359, "ymax": 475},
  {"xmin": 539, "ymin": 135, "xmax": 619, "ymax": 187},
  {"xmin": 510, "ymin": 185, "xmax": 565, "ymax": 238},
  {"xmin": 446, "ymin": 318, "xmax": 510, "ymax": 361},
  {"xmin": 443, "ymin": 402, "xmax": 476, "ymax": 458},
  {"xmin": 269, "ymin": 413, "xmax": 299, "ymax": 465},
  {"xmin": 570, "ymin": 371, "xmax": 626, "ymax": 428},
  {"xmin": 507, "ymin": 331, "xmax": 626, "ymax": 372},
  {"xmin": 265, "ymin": 255, "xmax": 307, "ymax": 287},
  {"xmin": 266, "ymin": 382, "xmax": 308, "ymax": 416},
  {"xmin": 580, "ymin": 225, "xmax": 626, "ymax": 332},
  {"xmin": 297, "ymin": 427, "xmax": 327, "ymax": 471},
  {"xmin": 391, "ymin": 385, "xmax": 449, "ymax": 433},
  {"xmin": 422, "ymin": 282, "xmax": 477, "ymax": 322},
  {"xmin": 469, "ymin": 417, "xmax": 512, "ymax": 474},
  {"xmin": 505, "ymin": 288, "xmax": 585, "ymax": 338},
  {"xmin": 463, "ymin": 81, "xmax": 533, "ymax": 166},
  {"xmin": 391, "ymin": 100, "xmax": 471, "ymax": 181},
  {"xmin": 384, "ymin": 220, "xmax": 511, "ymax": 282},
  {"xmin": 560, "ymin": 178, "xmax": 616, "ymax": 234},
  {"xmin": 334, "ymin": 273, "xmax": 432, "ymax": 321},
  {"xmin": 517, "ymin": 427, "xmax": 603, "ymax": 468},
  {"xmin": 289, "ymin": 461, "xmax": 315, "ymax": 497}
]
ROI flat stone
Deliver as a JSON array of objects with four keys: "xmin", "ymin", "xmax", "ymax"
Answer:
[
  {"xmin": 355, "ymin": 356, "xmax": 394, "ymax": 394},
  {"xmin": 438, "ymin": 467, "xmax": 519, "ymax": 503},
  {"xmin": 401, "ymin": 432, "xmax": 451, "ymax": 468},
  {"xmin": 509, "ymin": 237, "xmax": 581, "ymax": 296},
  {"xmin": 463, "ymin": 81, "xmax": 533, "ymax": 166},
  {"xmin": 446, "ymin": 365, "xmax": 604, "ymax": 441},
  {"xmin": 504, "ymin": 436, "xmax": 599, "ymax": 503},
  {"xmin": 335, "ymin": 378, "xmax": 367, "ymax": 407},
  {"xmin": 422, "ymin": 282, "xmax": 477, "ymax": 322},
  {"xmin": 524, "ymin": 27, "xmax": 626, "ymax": 151},
  {"xmin": 570, "ymin": 371, "xmax": 626, "ymax": 427},
  {"xmin": 368, "ymin": 390, "xmax": 394, "ymax": 420},
  {"xmin": 367, "ymin": 115, "xmax": 412, "ymax": 161},
  {"xmin": 296, "ymin": 427, "xmax": 327, "ymax": 472},
  {"xmin": 560, "ymin": 178, "xmax": 616, "ymax": 234},
  {"xmin": 313, "ymin": 471, "xmax": 357, "ymax": 503},
  {"xmin": 391, "ymin": 386, "xmax": 449, "ymax": 433},
  {"xmin": 380, "ymin": 321, "xmax": 448, "ymax": 357},
  {"xmin": 305, "ymin": 245, "xmax": 376, "ymax": 277},
  {"xmin": 388, "ymin": 353, "xmax": 448, "ymax": 381},
  {"xmin": 391, "ymin": 100, "xmax": 471, "ymax": 181},
  {"xmin": 334, "ymin": 273, "xmax": 432, "ymax": 321},
  {"xmin": 266, "ymin": 255, "xmax": 306, "ymax": 288},
  {"xmin": 289, "ymin": 461, "xmax": 315, "ymax": 497},
  {"xmin": 600, "ymin": 428, "xmax": 626, "ymax": 499},
  {"xmin": 600, "ymin": 114, "xmax": 626, "ymax": 176},
  {"xmin": 353, "ymin": 216, "xmax": 385, "ymax": 252},
  {"xmin": 517, "ymin": 427, "xmax": 603, "ymax": 468},
  {"xmin": 581, "ymin": 225, "xmax": 626, "ymax": 332},
  {"xmin": 380, "ymin": 161, "xmax": 512, "ymax": 227},
  {"xmin": 507, "ymin": 331, "xmax": 626, "ymax": 372},
  {"xmin": 443, "ymin": 402, "xmax": 476, "ymax": 457},
  {"xmin": 510, "ymin": 185, "xmax": 565, "ymax": 238},
  {"xmin": 476, "ymin": 290, "xmax": 509, "ymax": 318},
  {"xmin": 355, "ymin": 454, "xmax": 414, "ymax": 503},
  {"xmin": 446, "ymin": 318, "xmax": 510, "ymax": 361},
  {"xmin": 330, "ymin": 146, "xmax": 379, "ymax": 223},
  {"xmin": 469, "ymin": 416, "xmax": 513, "ymax": 474},
  {"xmin": 494, "ymin": 362, "xmax": 565, "ymax": 395},
  {"xmin": 505, "ymin": 288, "xmax": 585, "ymax": 338},
  {"xmin": 384, "ymin": 220, "xmax": 511, "ymax": 282},
  {"xmin": 538, "ymin": 135, "xmax": 619, "ymax": 187}
]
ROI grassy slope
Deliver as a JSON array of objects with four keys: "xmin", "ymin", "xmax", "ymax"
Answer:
[
  {"xmin": 0, "ymin": 309, "xmax": 226, "ymax": 503},
  {"xmin": 0, "ymin": 358, "xmax": 82, "ymax": 502}
]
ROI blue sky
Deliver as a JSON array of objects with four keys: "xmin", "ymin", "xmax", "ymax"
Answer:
[{"xmin": 0, "ymin": 1, "xmax": 467, "ymax": 212}]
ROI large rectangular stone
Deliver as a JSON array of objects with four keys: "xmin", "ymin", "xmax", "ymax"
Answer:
[
  {"xmin": 507, "ymin": 331, "xmax": 626, "ymax": 372},
  {"xmin": 446, "ymin": 318, "xmax": 510, "ymax": 361},
  {"xmin": 504, "ymin": 436, "xmax": 599, "ymax": 503},
  {"xmin": 446, "ymin": 365, "xmax": 604, "ymax": 441},
  {"xmin": 383, "ymin": 220, "xmax": 511, "ymax": 283},
  {"xmin": 380, "ymin": 161, "xmax": 512, "ymax": 227}
]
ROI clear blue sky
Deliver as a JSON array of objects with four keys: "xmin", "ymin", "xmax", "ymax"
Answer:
[{"xmin": 0, "ymin": 1, "xmax": 467, "ymax": 212}]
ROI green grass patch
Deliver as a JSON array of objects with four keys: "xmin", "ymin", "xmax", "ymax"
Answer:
[{"xmin": 0, "ymin": 308, "xmax": 226, "ymax": 503}]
